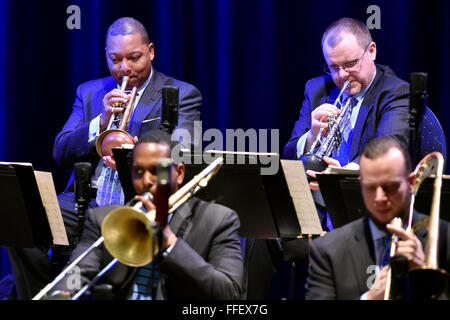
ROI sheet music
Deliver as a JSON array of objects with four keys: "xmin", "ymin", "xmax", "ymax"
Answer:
[
  {"xmin": 324, "ymin": 164, "xmax": 360, "ymax": 175},
  {"xmin": 34, "ymin": 171, "xmax": 69, "ymax": 246},
  {"xmin": 280, "ymin": 160, "xmax": 323, "ymax": 235}
]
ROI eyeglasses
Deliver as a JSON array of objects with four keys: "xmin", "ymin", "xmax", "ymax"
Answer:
[{"xmin": 324, "ymin": 45, "xmax": 369, "ymax": 74}]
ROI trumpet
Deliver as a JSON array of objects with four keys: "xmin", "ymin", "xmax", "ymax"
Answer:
[
  {"xmin": 95, "ymin": 76, "xmax": 138, "ymax": 157},
  {"xmin": 300, "ymin": 81, "xmax": 352, "ymax": 173},
  {"xmin": 384, "ymin": 152, "xmax": 449, "ymax": 299},
  {"xmin": 32, "ymin": 156, "xmax": 224, "ymax": 300}
]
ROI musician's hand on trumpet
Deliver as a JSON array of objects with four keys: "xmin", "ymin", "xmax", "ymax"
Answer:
[
  {"xmin": 100, "ymin": 88, "xmax": 131, "ymax": 132},
  {"xmin": 306, "ymin": 156, "xmax": 341, "ymax": 191},
  {"xmin": 306, "ymin": 103, "xmax": 341, "ymax": 151},
  {"xmin": 386, "ymin": 223, "xmax": 425, "ymax": 270}
]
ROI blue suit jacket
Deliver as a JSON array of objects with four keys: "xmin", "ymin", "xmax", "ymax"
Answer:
[
  {"xmin": 283, "ymin": 64, "xmax": 410, "ymax": 163},
  {"xmin": 53, "ymin": 69, "xmax": 201, "ymax": 190}
]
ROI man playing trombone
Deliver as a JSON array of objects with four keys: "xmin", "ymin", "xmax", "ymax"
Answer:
[
  {"xmin": 306, "ymin": 136, "xmax": 450, "ymax": 299},
  {"xmin": 48, "ymin": 129, "xmax": 243, "ymax": 300}
]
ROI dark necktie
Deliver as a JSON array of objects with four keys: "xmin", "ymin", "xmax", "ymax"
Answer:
[{"xmin": 380, "ymin": 235, "xmax": 392, "ymax": 268}]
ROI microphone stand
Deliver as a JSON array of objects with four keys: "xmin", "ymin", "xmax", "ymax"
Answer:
[
  {"xmin": 152, "ymin": 158, "xmax": 173, "ymax": 298},
  {"xmin": 73, "ymin": 162, "xmax": 92, "ymax": 249},
  {"xmin": 409, "ymin": 73, "xmax": 428, "ymax": 167}
]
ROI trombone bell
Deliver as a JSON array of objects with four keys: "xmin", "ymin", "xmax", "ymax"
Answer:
[{"xmin": 101, "ymin": 207, "xmax": 158, "ymax": 267}]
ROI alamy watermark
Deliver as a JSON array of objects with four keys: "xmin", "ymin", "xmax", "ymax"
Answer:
[
  {"xmin": 366, "ymin": 265, "xmax": 381, "ymax": 290},
  {"xmin": 367, "ymin": 5, "xmax": 381, "ymax": 30},
  {"xmin": 66, "ymin": 5, "xmax": 81, "ymax": 30},
  {"xmin": 170, "ymin": 121, "xmax": 280, "ymax": 175}
]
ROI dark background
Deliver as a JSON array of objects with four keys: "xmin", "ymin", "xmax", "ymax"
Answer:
[{"xmin": 0, "ymin": 0, "xmax": 449, "ymax": 291}]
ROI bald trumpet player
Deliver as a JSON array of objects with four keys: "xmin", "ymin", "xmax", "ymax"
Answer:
[{"xmin": 306, "ymin": 136, "xmax": 450, "ymax": 300}]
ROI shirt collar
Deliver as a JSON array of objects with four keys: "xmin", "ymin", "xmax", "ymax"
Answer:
[
  {"xmin": 368, "ymin": 217, "xmax": 388, "ymax": 241},
  {"xmin": 116, "ymin": 67, "xmax": 153, "ymax": 95},
  {"xmin": 343, "ymin": 68, "xmax": 377, "ymax": 103}
]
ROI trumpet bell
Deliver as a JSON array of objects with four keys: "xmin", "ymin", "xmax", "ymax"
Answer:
[
  {"xmin": 96, "ymin": 129, "xmax": 135, "ymax": 157},
  {"xmin": 101, "ymin": 207, "xmax": 158, "ymax": 267}
]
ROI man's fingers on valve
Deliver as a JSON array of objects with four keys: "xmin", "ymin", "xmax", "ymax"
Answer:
[{"xmin": 135, "ymin": 194, "xmax": 156, "ymax": 212}]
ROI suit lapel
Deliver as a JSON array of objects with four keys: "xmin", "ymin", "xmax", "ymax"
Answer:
[
  {"xmin": 128, "ymin": 70, "xmax": 165, "ymax": 137},
  {"xmin": 412, "ymin": 211, "xmax": 428, "ymax": 249},
  {"xmin": 348, "ymin": 218, "xmax": 376, "ymax": 293},
  {"xmin": 168, "ymin": 198, "xmax": 195, "ymax": 240},
  {"xmin": 349, "ymin": 66, "xmax": 384, "ymax": 161}
]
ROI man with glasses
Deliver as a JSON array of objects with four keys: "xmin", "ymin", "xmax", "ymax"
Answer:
[
  {"xmin": 284, "ymin": 17, "xmax": 409, "ymax": 182},
  {"xmin": 243, "ymin": 18, "xmax": 410, "ymax": 301},
  {"xmin": 283, "ymin": 16, "xmax": 410, "ymax": 229}
]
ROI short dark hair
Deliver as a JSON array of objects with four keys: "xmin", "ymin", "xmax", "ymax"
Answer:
[
  {"xmin": 106, "ymin": 17, "xmax": 150, "ymax": 46},
  {"xmin": 322, "ymin": 17, "xmax": 373, "ymax": 50},
  {"xmin": 361, "ymin": 136, "xmax": 412, "ymax": 176},
  {"xmin": 135, "ymin": 129, "xmax": 179, "ymax": 151},
  {"xmin": 127, "ymin": 129, "xmax": 179, "ymax": 168}
]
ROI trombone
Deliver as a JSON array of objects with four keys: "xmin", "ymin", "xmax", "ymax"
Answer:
[
  {"xmin": 95, "ymin": 75, "xmax": 138, "ymax": 157},
  {"xmin": 384, "ymin": 151, "xmax": 449, "ymax": 299},
  {"xmin": 33, "ymin": 156, "xmax": 224, "ymax": 300}
]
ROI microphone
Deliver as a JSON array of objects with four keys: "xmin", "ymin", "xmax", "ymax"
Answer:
[
  {"xmin": 74, "ymin": 162, "xmax": 92, "ymax": 208},
  {"xmin": 409, "ymin": 72, "xmax": 428, "ymax": 165},
  {"xmin": 70, "ymin": 162, "xmax": 92, "ymax": 248},
  {"xmin": 155, "ymin": 158, "xmax": 174, "ymax": 228},
  {"xmin": 161, "ymin": 86, "xmax": 179, "ymax": 134}
]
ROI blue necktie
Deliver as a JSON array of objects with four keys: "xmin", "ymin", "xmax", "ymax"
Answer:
[
  {"xmin": 379, "ymin": 236, "xmax": 392, "ymax": 268},
  {"xmin": 130, "ymin": 257, "xmax": 160, "ymax": 300},
  {"xmin": 333, "ymin": 98, "xmax": 356, "ymax": 166}
]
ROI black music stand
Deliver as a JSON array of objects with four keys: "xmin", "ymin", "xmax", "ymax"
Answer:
[
  {"xmin": 180, "ymin": 151, "xmax": 322, "ymax": 238},
  {"xmin": 0, "ymin": 163, "xmax": 52, "ymax": 247},
  {"xmin": 113, "ymin": 147, "xmax": 322, "ymax": 238},
  {"xmin": 316, "ymin": 172, "xmax": 450, "ymax": 228},
  {"xmin": 112, "ymin": 147, "xmax": 135, "ymax": 203}
]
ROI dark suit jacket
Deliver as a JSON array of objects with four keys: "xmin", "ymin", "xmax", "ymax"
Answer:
[
  {"xmin": 283, "ymin": 64, "xmax": 410, "ymax": 163},
  {"xmin": 306, "ymin": 213, "xmax": 450, "ymax": 300},
  {"xmin": 53, "ymin": 68, "xmax": 202, "ymax": 190},
  {"xmin": 56, "ymin": 197, "xmax": 244, "ymax": 300}
]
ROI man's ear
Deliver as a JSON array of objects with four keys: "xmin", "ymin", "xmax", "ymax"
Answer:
[
  {"xmin": 368, "ymin": 41, "xmax": 377, "ymax": 61},
  {"xmin": 148, "ymin": 42, "xmax": 155, "ymax": 61},
  {"xmin": 176, "ymin": 163, "xmax": 185, "ymax": 186},
  {"xmin": 408, "ymin": 172, "xmax": 416, "ymax": 194}
]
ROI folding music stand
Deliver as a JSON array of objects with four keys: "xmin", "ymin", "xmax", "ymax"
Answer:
[
  {"xmin": 180, "ymin": 151, "xmax": 323, "ymax": 239},
  {"xmin": 316, "ymin": 172, "xmax": 450, "ymax": 228},
  {"xmin": 0, "ymin": 163, "xmax": 55, "ymax": 247},
  {"xmin": 112, "ymin": 147, "xmax": 135, "ymax": 203},
  {"xmin": 113, "ymin": 147, "xmax": 323, "ymax": 239}
]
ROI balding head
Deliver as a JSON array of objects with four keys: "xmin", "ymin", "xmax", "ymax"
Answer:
[
  {"xmin": 106, "ymin": 17, "xmax": 149, "ymax": 47},
  {"xmin": 322, "ymin": 17, "xmax": 372, "ymax": 51}
]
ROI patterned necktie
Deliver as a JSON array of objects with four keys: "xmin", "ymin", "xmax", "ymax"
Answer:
[
  {"xmin": 130, "ymin": 257, "xmax": 161, "ymax": 300},
  {"xmin": 333, "ymin": 97, "xmax": 356, "ymax": 166},
  {"xmin": 95, "ymin": 164, "xmax": 124, "ymax": 206},
  {"xmin": 95, "ymin": 92, "xmax": 139, "ymax": 208}
]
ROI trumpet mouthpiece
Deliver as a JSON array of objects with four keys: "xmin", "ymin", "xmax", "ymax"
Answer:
[{"xmin": 120, "ymin": 76, "xmax": 130, "ymax": 91}]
